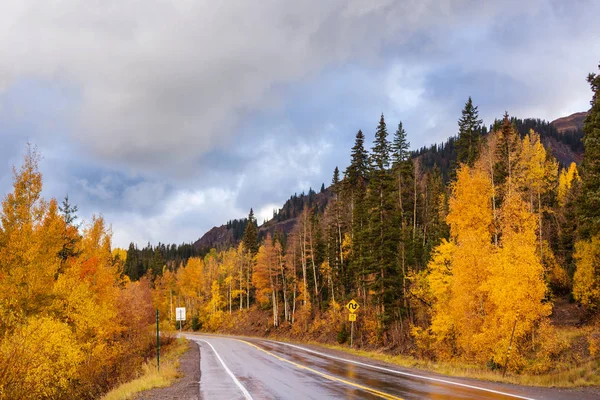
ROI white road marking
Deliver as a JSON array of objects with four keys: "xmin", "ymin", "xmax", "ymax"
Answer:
[
  {"xmin": 271, "ymin": 341, "xmax": 536, "ymax": 400},
  {"xmin": 196, "ymin": 339, "xmax": 253, "ymax": 400}
]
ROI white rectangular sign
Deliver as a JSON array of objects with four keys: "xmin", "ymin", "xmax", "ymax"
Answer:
[{"xmin": 176, "ymin": 307, "xmax": 186, "ymax": 321}]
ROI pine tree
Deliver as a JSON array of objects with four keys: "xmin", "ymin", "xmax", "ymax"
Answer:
[
  {"xmin": 495, "ymin": 112, "xmax": 521, "ymax": 194},
  {"xmin": 58, "ymin": 195, "xmax": 80, "ymax": 261},
  {"xmin": 456, "ymin": 97, "xmax": 483, "ymax": 167},
  {"xmin": 59, "ymin": 195, "xmax": 78, "ymax": 226},
  {"xmin": 345, "ymin": 130, "xmax": 369, "ymax": 187},
  {"xmin": 242, "ymin": 208, "xmax": 259, "ymax": 256},
  {"xmin": 367, "ymin": 114, "xmax": 399, "ymax": 325},
  {"xmin": 579, "ymin": 63, "xmax": 600, "ymax": 239},
  {"xmin": 124, "ymin": 242, "xmax": 139, "ymax": 281},
  {"xmin": 391, "ymin": 121, "xmax": 410, "ymax": 165},
  {"xmin": 329, "ymin": 166, "xmax": 346, "ymax": 297},
  {"xmin": 344, "ymin": 130, "xmax": 370, "ymax": 301}
]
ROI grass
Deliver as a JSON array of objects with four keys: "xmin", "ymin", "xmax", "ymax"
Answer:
[
  {"xmin": 102, "ymin": 337, "xmax": 189, "ymax": 400},
  {"xmin": 315, "ymin": 341, "xmax": 600, "ymax": 388}
]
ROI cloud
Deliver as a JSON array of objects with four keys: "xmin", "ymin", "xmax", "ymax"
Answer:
[
  {"xmin": 108, "ymin": 186, "xmax": 245, "ymax": 247},
  {"xmin": 0, "ymin": 0, "xmax": 546, "ymax": 175},
  {"xmin": 1, "ymin": 0, "xmax": 600, "ymax": 248}
]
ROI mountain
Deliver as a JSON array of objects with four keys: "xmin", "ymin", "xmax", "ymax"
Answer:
[
  {"xmin": 193, "ymin": 218, "xmax": 248, "ymax": 253},
  {"xmin": 551, "ymin": 111, "xmax": 587, "ymax": 133},
  {"xmin": 193, "ymin": 187, "xmax": 331, "ymax": 253}
]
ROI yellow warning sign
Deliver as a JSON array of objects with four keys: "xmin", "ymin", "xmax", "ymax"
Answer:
[
  {"xmin": 348, "ymin": 313, "xmax": 357, "ymax": 322},
  {"xmin": 346, "ymin": 299, "xmax": 360, "ymax": 313}
]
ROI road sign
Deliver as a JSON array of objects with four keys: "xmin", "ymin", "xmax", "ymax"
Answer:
[
  {"xmin": 346, "ymin": 299, "xmax": 360, "ymax": 313},
  {"xmin": 348, "ymin": 313, "xmax": 357, "ymax": 322},
  {"xmin": 176, "ymin": 307, "xmax": 186, "ymax": 321}
]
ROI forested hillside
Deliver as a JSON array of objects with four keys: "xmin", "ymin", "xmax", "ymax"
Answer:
[
  {"xmin": 189, "ymin": 112, "xmax": 585, "ymax": 253},
  {"xmin": 149, "ymin": 64, "xmax": 600, "ymax": 377}
]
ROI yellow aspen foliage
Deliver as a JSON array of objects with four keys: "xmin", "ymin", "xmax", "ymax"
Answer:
[
  {"xmin": 342, "ymin": 233, "xmax": 352, "ymax": 260},
  {"xmin": 573, "ymin": 236, "xmax": 600, "ymax": 309},
  {"xmin": 516, "ymin": 131, "xmax": 558, "ymax": 207},
  {"xmin": 447, "ymin": 166, "xmax": 494, "ymax": 239},
  {"xmin": 446, "ymin": 166, "xmax": 495, "ymax": 359},
  {"xmin": 0, "ymin": 147, "xmax": 163, "ymax": 397},
  {"xmin": 112, "ymin": 247, "xmax": 127, "ymax": 263},
  {"xmin": 253, "ymin": 237, "xmax": 278, "ymax": 306},
  {"xmin": 0, "ymin": 317, "xmax": 83, "ymax": 400},
  {"xmin": 411, "ymin": 239, "xmax": 457, "ymax": 358},
  {"xmin": 417, "ymin": 163, "xmax": 552, "ymax": 369},
  {"xmin": 0, "ymin": 146, "xmax": 55, "ymax": 328},
  {"xmin": 153, "ymin": 269, "xmax": 177, "ymax": 323},
  {"xmin": 204, "ymin": 280, "xmax": 226, "ymax": 330},
  {"xmin": 484, "ymin": 191, "xmax": 552, "ymax": 368},
  {"xmin": 177, "ymin": 257, "xmax": 205, "ymax": 317},
  {"xmin": 557, "ymin": 162, "xmax": 581, "ymax": 207}
]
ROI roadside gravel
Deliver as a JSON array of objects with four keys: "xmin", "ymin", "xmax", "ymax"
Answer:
[{"xmin": 135, "ymin": 341, "xmax": 200, "ymax": 400}]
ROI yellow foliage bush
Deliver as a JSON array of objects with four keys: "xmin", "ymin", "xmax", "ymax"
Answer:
[
  {"xmin": 573, "ymin": 236, "xmax": 600, "ymax": 310},
  {"xmin": 0, "ymin": 317, "xmax": 83, "ymax": 400}
]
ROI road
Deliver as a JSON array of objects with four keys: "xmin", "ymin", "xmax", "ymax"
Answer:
[{"xmin": 184, "ymin": 334, "xmax": 595, "ymax": 400}]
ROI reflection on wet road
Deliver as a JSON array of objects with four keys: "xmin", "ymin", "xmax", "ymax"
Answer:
[{"xmin": 185, "ymin": 334, "xmax": 590, "ymax": 400}]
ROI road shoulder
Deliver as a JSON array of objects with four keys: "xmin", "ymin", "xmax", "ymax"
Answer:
[{"xmin": 135, "ymin": 341, "xmax": 200, "ymax": 400}]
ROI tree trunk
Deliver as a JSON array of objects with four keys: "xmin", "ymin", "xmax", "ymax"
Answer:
[
  {"xmin": 247, "ymin": 261, "xmax": 251, "ymax": 309},
  {"xmin": 239, "ymin": 257, "xmax": 243, "ymax": 310},
  {"xmin": 279, "ymin": 251, "xmax": 288, "ymax": 323},
  {"xmin": 538, "ymin": 191, "xmax": 543, "ymax": 263},
  {"xmin": 301, "ymin": 215, "xmax": 309, "ymax": 305},
  {"xmin": 413, "ymin": 161, "xmax": 418, "ymax": 240}
]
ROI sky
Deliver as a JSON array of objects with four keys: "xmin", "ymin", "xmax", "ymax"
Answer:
[{"xmin": 1, "ymin": 0, "xmax": 599, "ymax": 248}]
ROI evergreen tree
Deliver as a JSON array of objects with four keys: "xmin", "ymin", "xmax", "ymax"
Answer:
[
  {"xmin": 58, "ymin": 194, "xmax": 80, "ymax": 261},
  {"xmin": 391, "ymin": 121, "xmax": 410, "ymax": 165},
  {"xmin": 494, "ymin": 112, "xmax": 521, "ymax": 192},
  {"xmin": 344, "ymin": 130, "xmax": 369, "ymax": 300},
  {"xmin": 59, "ymin": 194, "xmax": 78, "ymax": 226},
  {"xmin": 242, "ymin": 208, "xmax": 259, "ymax": 256},
  {"xmin": 579, "ymin": 64, "xmax": 600, "ymax": 239},
  {"xmin": 391, "ymin": 121, "xmax": 413, "ymax": 224},
  {"xmin": 456, "ymin": 97, "xmax": 483, "ymax": 167},
  {"xmin": 345, "ymin": 130, "xmax": 369, "ymax": 186},
  {"xmin": 367, "ymin": 114, "xmax": 399, "ymax": 325},
  {"xmin": 328, "ymin": 166, "xmax": 348, "ymax": 298},
  {"xmin": 124, "ymin": 242, "xmax": 139, "ymax": 281}
]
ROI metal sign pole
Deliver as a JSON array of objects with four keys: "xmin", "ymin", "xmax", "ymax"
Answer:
[{"xmin": 350, "ymin": 320, "xmax": 354, "ymax": 348}]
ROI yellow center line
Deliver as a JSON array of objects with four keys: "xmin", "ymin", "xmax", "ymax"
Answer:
[{"xmin": 236, "ymin": 339, "xmax": 403, "ymax": 400}]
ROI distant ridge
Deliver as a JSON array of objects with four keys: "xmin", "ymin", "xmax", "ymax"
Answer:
[
  {"xmin": 193, "ymin": 187, "xmax": 331, "ymax": 253},
  {"xmin": 193, "ymin": 111, "xmax": 588, "ymax": 251},
  {"xmin": 551, "ymin": 111, "xmax": 587, "ymax": 133}
]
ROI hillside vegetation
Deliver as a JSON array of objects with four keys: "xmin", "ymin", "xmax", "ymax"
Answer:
[{"xmin": 148, "ymin": 65, "xmax": 600, "ymax": 381}]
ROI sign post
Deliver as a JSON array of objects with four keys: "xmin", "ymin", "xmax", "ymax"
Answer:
[
  {"xmin": 176, "ymin": 307, "xmax": 186, "ymax": 334},
  {"xmin": 346, "ymin": 299, "xmax": 360, "ymax": 348},
  {"xmin": 156, "ymin": 309, "xmax": 160, "ymax": 371}
]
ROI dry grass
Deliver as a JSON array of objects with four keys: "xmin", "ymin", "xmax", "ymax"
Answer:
[
  {"xmin": 316, "ymin": 340, "xmax": 600, "ymax": 388},
  {"xmin": 102, "ymin": 337, "xmax": 189, "ymax": 400}
]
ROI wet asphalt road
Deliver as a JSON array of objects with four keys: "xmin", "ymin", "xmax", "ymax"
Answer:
[{"xmin": 184, "ymin": 334, "xmax": 596, "ymax": 400}]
